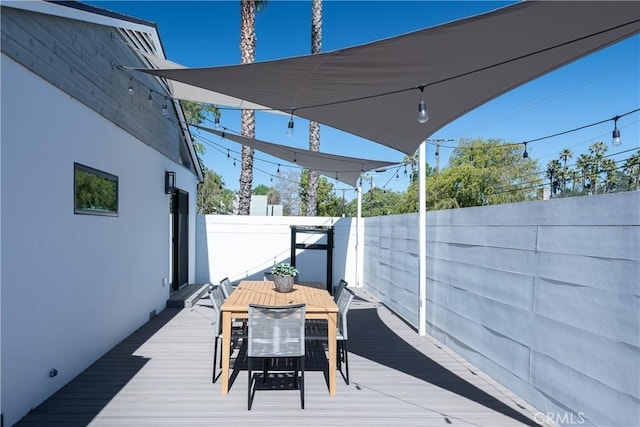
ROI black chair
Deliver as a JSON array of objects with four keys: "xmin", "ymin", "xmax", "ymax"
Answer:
[
  {"xmin": 247, "ymin": 303, "xmax": 307, "ymax": 410},
  {"xmin": 307, "ymin": 288, "xmax": 354, "ymax": 384}
]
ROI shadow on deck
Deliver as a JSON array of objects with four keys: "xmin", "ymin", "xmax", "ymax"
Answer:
[{"xmin": 16, "ymin": 289, "xmax": 548, "ymax": 427}]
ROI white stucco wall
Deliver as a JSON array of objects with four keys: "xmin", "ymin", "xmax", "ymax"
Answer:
[
  {"xmin": 196, "ymin": 215, "xmax": 357, "ymax": 291},
  {"xmin": 1, "ymin": 56, "xmax": 198, "ymax": 425}
]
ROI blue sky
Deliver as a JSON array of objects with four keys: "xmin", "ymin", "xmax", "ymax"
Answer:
[{"xmin": 91, "ymin": 1, "xmax": 640, "ymax": 197}]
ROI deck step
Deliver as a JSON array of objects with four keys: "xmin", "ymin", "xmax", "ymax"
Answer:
[{"xmin": 167, "ymin": 283, "xmax": 210, "ymax": 308}]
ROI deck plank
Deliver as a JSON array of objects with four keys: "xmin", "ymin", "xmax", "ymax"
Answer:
[{"xmin": 16, "ymin": 289, "xmax": 550, "ymax": 427}]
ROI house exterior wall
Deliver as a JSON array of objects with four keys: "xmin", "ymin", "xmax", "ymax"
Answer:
[
  {"xmin": 196, "ymin": 215, "xmax": 356, "ymax": 291},
  {"xmin": 363, "ymin": 192, "xmax": 639, "ymax": 427},
  {"xmin": 1, "ymin": 48, "xmax": 197, "ymax": 427},
  {"xmin": 0, "ymin": 5, "xmax": 196, "ymax": 174}
]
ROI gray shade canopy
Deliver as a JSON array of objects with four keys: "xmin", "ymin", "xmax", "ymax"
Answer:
[
  {"xmin": 140, "ymin": 1, "xmax": 639, "ymax": 156},
  {"xmin": 193, "ymin": 124, "xmax": 398, "ymax": 187},
  {"xmin": 138, "ymin": 51, "xmax": 286, "ymax": 115}
]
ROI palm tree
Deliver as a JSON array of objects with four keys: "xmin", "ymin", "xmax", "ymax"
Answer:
[
  {"xmin": 575, "ymin": 154, "xmax": 591, "ymax": 192},
  {"xmin": 623, "ymin": 150, "xmax": 640, "ymax": 190},
  {"xmin": 587, "ymin": 141, "xmax": 608, "ymax": 195},
  {"xmin": 559, "ymin": 148, "xmax": 573, "ymax": 167},
  {"xmin": 237, "ymin": 0, "xmax": 268, "ymax": 215},
  {"xmin": 601, "ymin": 158, "xmax": 617, "ymax": 193},
  {"xmin": 558, "ymin": 148, "xmax": 573, "ymax": 193},
  {"xmin": 546, "ymin": 159, "xmax": 561, "ymax": 197},
  {"xmin": 305, "ymin": 0, "xmax": 323, "ymax": 216}
]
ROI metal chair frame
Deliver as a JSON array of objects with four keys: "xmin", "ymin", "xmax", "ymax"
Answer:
[
  {"xmin": 306, "ymin": 288, "xmax": 354, "ymax": 385},
  {"xmin": 247, "ymin": 303, "xmax": 307, "ymax": 410},
  {"xmin": 209, "ymin": 286, "xmax": 246, "ymax": 383}
]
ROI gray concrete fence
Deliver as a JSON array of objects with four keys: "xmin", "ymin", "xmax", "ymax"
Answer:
[{"xmin": 363, "ymin": 191, "xmax": 639, "ymax": 427}]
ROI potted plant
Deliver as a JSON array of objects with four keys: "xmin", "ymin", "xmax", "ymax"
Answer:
[{"xmin": 271, "ymin": 263, "xmax": 299, "ymax": 293}]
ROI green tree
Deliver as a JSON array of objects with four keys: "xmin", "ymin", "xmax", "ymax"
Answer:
[
  {"xmin": 252, "ymin": 183, "xmax": 281, "ymax": 205},
  {"xmin": 586, "ymin": 141, "xmax": 608, "ymax": 194},
  {"xmin": 623, "ymin": 150, "xmax": 640, "ymax": 190},
  {"xmin": 252, "ymin": 184, "xmax": 271, "ymax": 195},
  {"xmin": 575, "ymin": 153, "xmax": 591, "ymax": 193},
  {"xmin": 426, "ymin": 138, "xmax": 540, "ymax": 209},
  {"xmin": 398, "ymin": 161, "xmax": 435, "ymax": 213},
  {"xmin": 300, "ymin": 171, "xmax": 342, "ymax": 216},
  {"xmin": 558, "ymin": 149, "xmax": 573, "ymax": 193},
  {"xmin": 305, "ymin": 0, "xmax": 323, "ymax": 216},
  {"xmin": 238, "ymin": 0, "xmax": 268, "ymax": 215},
  {"xmin": 196, "ymin": 168, "xmax": 235, "ymax": 214},
  {"xmin": 601, "ymin": 157, "xmax": 618, "ymax": 193},
  {"xmin": 343, "ymin": 187, "xmax": 404, "ymax": 217},
  {"xmin": 546, "ymin": 159, "xmax": 561, "ymax": 197},
  {"xmin": 181, "ymin": 101, "xmax": 219, "ymax": 155}
]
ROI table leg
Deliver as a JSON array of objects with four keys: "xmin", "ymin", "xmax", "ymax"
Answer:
[
  {"xmin": 327, "ymin": 312, "xmax": 337, "ymax": 396},
  {"xmin": 221, "ymin": 311, "xmax": 231, "ymax": 395}
]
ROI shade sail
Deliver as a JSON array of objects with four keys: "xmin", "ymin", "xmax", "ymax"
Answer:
[
  {"xmin": 140, "ymin": 1, "xmax": 640, "ymax": 156},
  {"xmin": 192, "ymin": 124, "xmax": 398, "ymax": 187},
  {"xmin": 139, "ymin": 51, "xmax": 285, "ymax": 114}
]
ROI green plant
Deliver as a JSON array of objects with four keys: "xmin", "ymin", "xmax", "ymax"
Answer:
[{"xmin": 271, "ymin": 263, "xmax": 298, "ymax": 277}]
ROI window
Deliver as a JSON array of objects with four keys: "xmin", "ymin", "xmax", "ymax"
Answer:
[{"xmin": 74, "ymin": 163, "xmax": 118, "ymax": 216}]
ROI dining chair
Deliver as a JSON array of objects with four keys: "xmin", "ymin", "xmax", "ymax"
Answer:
[
  {"xmin": 247, "ymin": 303, "xmax": 307, "ymax": 410},
  {"xmin": 219, "ymin": 277, "xmax": 234, "ymax": 299},
  {"xmin": 209, "ymin": 286, "xmax": 246, "ymax": 383},
  {"xmin": 306, "ymin": 287, "xmax": 354, "ymax": 385},
  {"xmin": 333, "ymin": 279, "xmax": 348, "ymax": 302},
  {"xmin": 335, "ymin": 288, "xmax": 355, "ymax": 385}
]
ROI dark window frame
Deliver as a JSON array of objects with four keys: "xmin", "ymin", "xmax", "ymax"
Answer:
[{"xmin": 74, "ymin": 162, "xmax": 119, "ymax": 216}]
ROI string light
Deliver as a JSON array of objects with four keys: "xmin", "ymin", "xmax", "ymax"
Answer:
[
  {"xmin": 286, "ymin": 112, "xmax": 295, "ymax": 137},
  {"xmin": 147, "ymin": 90, "xmax": 153, "ymax": 104},
  {"xmin": 128, "ymin": 78, "xmax": 133, "ymax": 94},
  {"xmin": 277, "ymin": 164, "xmax": 281, "ymax": 173},
  {"xmin": 214, "ymin": 116, "xmax": 220, "ymax": 129},
  {"xmin": 227, "ymin": 149, "xmax": 230, "ymax": 159},
  {"xmin": 161, "ymin": 98, "xmax": 168, "ymax": 116},
  {"xmin": 293, "ymin": 152, "xmax": 297, "ymax": 163},
  {"xmin": 612, "ymin": 116, "xmax": 621, "ymax": 146},
  {"xmin": 417, "ymin": 86, "xmax": 429, "ymax": 123},
  {"xmin": 522, "ymin": 142, "xmax": 529, "ymax": 159}
]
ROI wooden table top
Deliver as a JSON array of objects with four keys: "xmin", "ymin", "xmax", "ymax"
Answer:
[{"xmin": 221, "ymin": 280, "xmax": 338, "ymax": 313}]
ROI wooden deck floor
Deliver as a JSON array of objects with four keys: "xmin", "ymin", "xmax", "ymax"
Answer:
[{"xmin": 16, "ymin": 289, "xmax": 549, "ymax": 426}]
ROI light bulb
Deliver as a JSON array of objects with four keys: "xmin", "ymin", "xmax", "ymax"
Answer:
[
  {"xmin": 214, "ymin": 116, "xmax": 220, "ymax": 129},
  {"xmin": 612, "ymin": 127, "xmax": 621, "ymax": 146},
  {"xmin": 128, "ymin": 79, "xmax": 133, "ymax": 94},
  {"xmin": 286, "ymin": 118, "xmax": 294, "ymax": 137},
  {"xmin": 418, "ymin": 97, "xmax": 428, "ymax": 123},
  {"xmin": 161, "ymin": 101, "xmax": 168, "ymax": 116},
  {"xmin": 612, "ymin": 116, "xmax": 622, "ymax": 146}
]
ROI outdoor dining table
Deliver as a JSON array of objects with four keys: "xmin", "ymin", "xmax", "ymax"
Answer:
[{"xmin": 220, "ymin": 280, "xmax": 340, "ymax": 396}]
